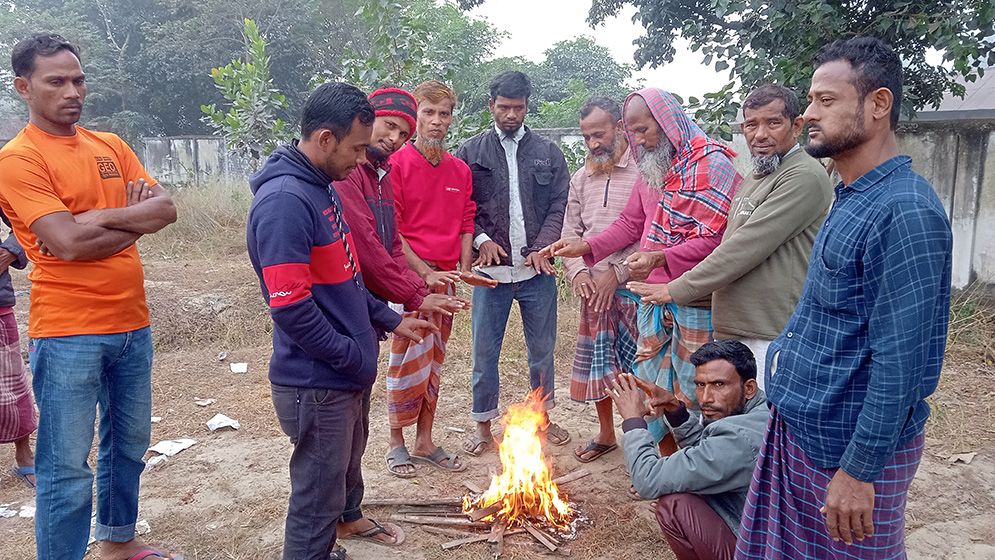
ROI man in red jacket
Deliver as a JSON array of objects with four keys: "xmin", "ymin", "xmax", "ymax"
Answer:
[{"xmin": 334, "ymin": 87, "xmax": 467, "ymax": 545}]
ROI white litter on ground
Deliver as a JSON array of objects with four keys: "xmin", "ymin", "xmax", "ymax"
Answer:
[
  {"xmin": 151, "ymin": 416, "xmax": 162, "ymax": 423},
  {"xmin": 145, "ymin": 455, "xmax": 169, "ymax": 470},
  {"xmin": 207, "ymin": 413, "xmax": 240, "ymax": 431},
  {"xmin": 194, "ymin": 398, "xmax": 216, "ymax": 407},
  {"xmin": 229, "ymin": 362, "xmax": 248, "ymax": 374},
  {"xmin": 148, "ymin": 438, "xmax": 197, "ymax": 457}
]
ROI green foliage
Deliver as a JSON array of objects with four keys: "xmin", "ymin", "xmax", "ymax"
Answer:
[
  {"xmin": 338, "ymin": 0, "xmax": 432, "ymax": 90},
  {"xmin": 588, "ymin": 0, "xmax": 995, "ymax": 138},
  {"xmin": 535, "ymin": 79, "xmax": 594, "ymax": 129},
  {"xmin": 200, "ymin": 19, "xmax": 290, "ymax": 168},
  {"xmin": 533, "ymin": 37, "xmax": 635, "ymax": 105},
  {"xmin": 560, "ymin": 139, "xmax": 588, "ymax": 175}
]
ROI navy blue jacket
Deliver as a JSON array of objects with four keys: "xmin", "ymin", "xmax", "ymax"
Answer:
[{"xmin": 247, "ymin": 144, "xmax": 401, "ymax": 390}]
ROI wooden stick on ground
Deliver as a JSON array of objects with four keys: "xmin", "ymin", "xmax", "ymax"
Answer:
[
  {"xmin": 439, "ymin": 528, "xmax": 524, "ymax": 552},
  {"xmin": 489, "ymin": 521, "xmax": 507, "ymax": 559},
  {"xmin": 552, "ymin": 468, "xmax": 591, "ymax": 486},
  {"xmin": 468, "ymin": 503, "xmax": 503, "ymax": 522},
  {"xmin": 524, "ymin": 522, "xmax": 559, "ymax": 552},
  {"xmin": 365, "ymin": 497, "xmax": 463, "ymax": 506},
  {"xmin": 390, "ymin": 514, "xmax": 488, "ymax": 528},
  {"xmin": 419, "ymin": 525, "xmax": 475, "ymax": 539},
  {"xmin": 463, "ymin": 480, "xmax": 483, "ymax": 494}
]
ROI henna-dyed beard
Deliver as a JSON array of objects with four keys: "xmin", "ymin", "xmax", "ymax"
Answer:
[
  {"xmin": 586, "ymin": 135, "xmax": 627, "ymax": 176},
  {"xmin": 415, "ymin": 137, "xmax": 447, "ymax": 164}
]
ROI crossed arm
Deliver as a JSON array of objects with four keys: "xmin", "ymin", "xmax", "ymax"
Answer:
[{"xmin": 31, "ymin": 179, "xmax": 176, "ymax": 261}]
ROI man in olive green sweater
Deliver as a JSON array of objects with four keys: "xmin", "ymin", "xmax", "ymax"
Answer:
[{"xmin": 628, "ymin": 85, "xmax": 833, "ymax": 388}]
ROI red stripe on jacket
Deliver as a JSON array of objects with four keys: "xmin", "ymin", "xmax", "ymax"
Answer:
[{"xmin": 263, "ymin": 233, "xmax": 361, "ymax": 308}]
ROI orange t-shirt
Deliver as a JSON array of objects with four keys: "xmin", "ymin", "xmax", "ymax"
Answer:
[{"xmin": 0, "ymin": 123, "xmax": 152, "ymax": 338}]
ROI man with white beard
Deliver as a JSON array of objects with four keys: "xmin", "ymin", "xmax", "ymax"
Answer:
[
  {"xmin": 542, "ymin": 88, "xmax": 741, "ymax": 462},
  {"xmin": 626, "ymin": 85, "xmax": 833, "ymax": 389}
]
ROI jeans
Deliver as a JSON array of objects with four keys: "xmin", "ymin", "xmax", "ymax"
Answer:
[
  {"xmin": 340, "ymin": 387, "xmax": 371, "ymax": 524},
  {"xmin": 272, "ymin": 384, "xmax": 366, "ymax": 560},
  {"xmin": 30, "ymin": 327, "xmax": 154, "ymax": 560},
  {"xmin": 470, "ymin": 274, "xmax": 557, "ymax": 422}
]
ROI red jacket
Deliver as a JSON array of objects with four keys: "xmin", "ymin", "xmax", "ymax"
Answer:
[{"xmin": 334, "ymin": 161, "xmax": 428, "ymax": 312}]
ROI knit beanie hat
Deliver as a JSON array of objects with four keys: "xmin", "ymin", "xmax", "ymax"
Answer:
[{"xmin": 368, "ymin": 88, "xmax": 418, "ymax": 133}]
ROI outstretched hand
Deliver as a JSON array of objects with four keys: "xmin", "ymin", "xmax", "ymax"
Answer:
[
  {"xmin": 627, "ymin": 281, "xmax": 673, "ymax": 305},
  {"xmin": 538, "ymin": 238, "xmax": 591, "ymax": 259},
  {"xmin": 393, "ymin": 317, "xmax": 440, "ymax": 343}
]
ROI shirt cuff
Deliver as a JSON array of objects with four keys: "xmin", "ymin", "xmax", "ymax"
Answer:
[
  {"xmin": 621, "ymin": 417, "xmax": 648, "ymax": 433},
  {"xmin": 839, "ymin": 440, "xmax": 893, "ymax": 483},
  {"xmin": 473, "ymin": 233, "xmax": 491, "ymax": 250},
  {"xmin": 664, "ymin": 403, "xmax": 691, "ymax": 427}
]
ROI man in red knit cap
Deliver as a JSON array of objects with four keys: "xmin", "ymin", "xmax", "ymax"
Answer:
[{"xmin": 334, "ymin": 86, "xmax": 467, "ymax": 547}]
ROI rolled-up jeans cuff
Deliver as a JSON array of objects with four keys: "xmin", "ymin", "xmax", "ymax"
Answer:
[
  {"xmin": 471, "ymin": 408, "xmax": 500, "ymax": 423},
  {"xmin": 94, "ymin": 521, "xmax": 136, "ymax": 543},
  {"xmin": 544, "ymin": 398, "xmax": 556, "ymax": 411},
  {"xmin": 341, "ymin": 506, "xmax": 364, "ymax": 524}
]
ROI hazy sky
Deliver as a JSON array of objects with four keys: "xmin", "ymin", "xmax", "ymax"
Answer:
[{"xmin": 469, "ymin": 1, "xmax": 728, "ymax": 99}]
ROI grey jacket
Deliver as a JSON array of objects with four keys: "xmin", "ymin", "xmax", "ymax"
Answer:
[
  {"xmin": 455, "ymin": 126, "xmax": 569, "ymax": 264},
  {"xmin": 622, "ymin": 391, "xmax": 769, "ymax": 532},
  {"xmin": 0, "ymin": 211, "xmax": 27, "ymax": 308}
]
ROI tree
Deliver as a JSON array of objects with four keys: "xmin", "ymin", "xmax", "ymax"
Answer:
[
  {"xmin": 587, "ymin": 0, "xmax": 995, "ymax": 138},
  {"xmin": 533, "ymin": 36, "xmax": 635, "ymax": 104},
  {"xmin": 200, "ymin": 19, "xmax": 290, "ymax": 168}
]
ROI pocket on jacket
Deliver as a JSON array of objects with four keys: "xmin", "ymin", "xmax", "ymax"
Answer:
[
  {"xmin": 532, "ymin": 170, "xmax": 552, "ymax": 207},
  {"xmin": 470, "ymin": 164, "xmax": 494, "ymax": 200}
]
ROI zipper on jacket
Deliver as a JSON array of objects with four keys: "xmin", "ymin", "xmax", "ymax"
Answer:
[{"xmin": 603, "ymin": 174, "xmax": 612, "ymax": 207}]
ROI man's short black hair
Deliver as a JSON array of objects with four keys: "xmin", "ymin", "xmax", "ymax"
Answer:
[
  {"xmin": 301, "ymin": 82, "xmax": 376, "ymax": 140},
  {"xmin": 814, "ymin": 36, "xmax": 903, "ymax": 129},
  {"xmin": 490, "ymin": 71, "xmax": 532, "ymax": 101},
  {"xmin": 11, "ymin": 33, "xmax": 81, "ymax": 78},
  {"xmin": 743, "ymin": 84, "xmax": 801, "ymax": 121},
  {"xmin": 580, "ymin": 96, "xmax": 622, "ymax": 123},
  {"xmin": 690, "ymin": 340, "xmax": 757, "ymax": 382}
]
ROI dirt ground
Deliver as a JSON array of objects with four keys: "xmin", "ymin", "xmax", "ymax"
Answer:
[{"xmin": 1, "ymin": 246, "xmax": 994, "ymax": 559}]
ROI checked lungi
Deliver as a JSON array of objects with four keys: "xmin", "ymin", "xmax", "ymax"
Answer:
[
  {"xmin": 633, "ymin": 302, "xmax": 712, "ymax": 442},
  {"xmin": 736, "ymin": 408, "xmax": 924, "ymax": 560},
  {"xmin": 569, "ymin": 288, "xmax": 639, "ymax": 403},
  {"xmin": 386, "ymin": 284, "xmax": 454, "ymax": 429},
  {"xmin": 0, "ymin": 310, "xmax": 35, "ymax": 443}
]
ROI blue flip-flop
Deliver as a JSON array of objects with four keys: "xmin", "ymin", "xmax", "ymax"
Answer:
[{"xmin": 11, "ymin": 465, "xmax": 35, "ymax": 489}]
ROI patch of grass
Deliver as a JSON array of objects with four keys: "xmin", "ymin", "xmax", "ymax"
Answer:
[
  {"xmin": 140, "ymin": 180, "xmax": 252, "ymax": 260},
  {"xmin": 947, "ymin": 282, "xmax": 995, "ymax": 363}
]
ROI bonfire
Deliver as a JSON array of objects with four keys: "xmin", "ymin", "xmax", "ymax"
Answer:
[{"xmin": 462, "ymin": 389, "xmax": 573, "ymax": 529}]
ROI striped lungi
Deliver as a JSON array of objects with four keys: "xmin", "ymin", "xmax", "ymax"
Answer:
[
  {"xmin": 569, "ymin": 288, "xmax": 639, "ymax": 402},
  {"xmin": 0, "ymin": 310, "xmax": 35, "ymax": 443},
  {"xmin": 736, "ymin": 408, "xmax": 924, "ymax": 560},
  {"xmin": 633, "ymin": 302, "xmax": 712, "ymax": 442},
  {"xmin": 386, "ymin": 284, "xmax": 454, "ymax": 429}
]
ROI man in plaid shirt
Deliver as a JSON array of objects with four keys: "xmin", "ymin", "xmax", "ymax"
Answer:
[{"xmin": 736, "ymin": 38, "xmax": 952, "ymax": 559}]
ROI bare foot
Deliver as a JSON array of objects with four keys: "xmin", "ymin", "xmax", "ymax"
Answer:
[{"xmin": 101, "ymin": 538, "xmax": 180, "ymax": 559}]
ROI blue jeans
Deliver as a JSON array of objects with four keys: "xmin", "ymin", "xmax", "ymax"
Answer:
[
  {"xmin": 470, "ymin": 274, "xmax": 557, "ymax": 422},
  {"xmin": 30, "ymin": 328, "xmax": 153, "ymax": 560}
]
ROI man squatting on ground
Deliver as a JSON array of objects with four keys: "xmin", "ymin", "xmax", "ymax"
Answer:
[
  {"xmin": 0, "ymin": 33, "xmax": 180, "ymax": 560},
  {"xmin": 736, "ymin": 37, "xmax": 952, "ymax": 559},
  {"xmin": 247, "ymin": 82, "xmax": 434, "ymax": 560},
  {"xmin": 631, "ymin": 84, "xmax": 833, "ymax": 387},
  {"xmin": 610, "ymin": 340, "xmax": 768, "ymax": 560},
  {"xmin": 556, "ymin": 96, "xmax": 641, "ymax": 464}
]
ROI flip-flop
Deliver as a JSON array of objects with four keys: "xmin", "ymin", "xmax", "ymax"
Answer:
[
  {"xmin": 342, "ymin": 519, "xmax": 406, "ymax": 546},
  {"xmin": 127, "ymin": 549, "xmax": 185, "ymax": 560},
  {"xmin": 540, "ymin": 422, "xmax": 572, "ymax": 446},
  {"xmin": 329, "ymin": 544, "xmax": 351, "ymax": 560},
  {"xmin": 410, "ymin": 447, "xmax": 468, "ymax": 473},
  {"xmin": 10, "ymin": 465, "xmax": 35, "ymax": 489},
  {"xmin": 573, "ymin": 441, "xmax": 618, "ymax": 463},
  {"xmin": 384, "ymin": 447, "xmax": 417, "ymax": 479},
  {"xmin": 462, "ymin": 435, "xmax": 492, "ymax": 457}
]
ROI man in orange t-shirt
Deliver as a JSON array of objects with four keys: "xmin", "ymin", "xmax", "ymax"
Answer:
[{"xmin": 0, "ymin": 33, "xmax": 178, "ymax": 560}]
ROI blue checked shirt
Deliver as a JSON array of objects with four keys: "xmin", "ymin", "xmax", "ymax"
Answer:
[{"xmin": 766, "ymin": 156, "xmax": 951, "ymax": 482}]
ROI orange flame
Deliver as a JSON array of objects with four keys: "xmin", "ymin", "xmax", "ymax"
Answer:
[{"xmin": 463, "ymin": 389, "xmax": 572, "ymax": 528}]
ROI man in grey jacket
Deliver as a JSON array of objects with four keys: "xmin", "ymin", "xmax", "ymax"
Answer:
[
  {"xmin": 609, "ymin": 340, "xmax": 768, "ymax": 560},
  {"xmin": 456, "ymin": 71, "xmax": 571, "ymax": 455}
]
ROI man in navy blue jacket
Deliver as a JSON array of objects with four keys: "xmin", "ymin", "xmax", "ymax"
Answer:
[{"xmin": 247, "ymin": 82, "xmax": 434, "ymax": 560}]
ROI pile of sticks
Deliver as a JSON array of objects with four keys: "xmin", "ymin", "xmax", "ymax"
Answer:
[{"xmin": 364, "ymin": 468, "xmax": 590, "ymax": 557}]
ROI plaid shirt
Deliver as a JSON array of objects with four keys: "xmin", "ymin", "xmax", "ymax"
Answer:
[{"xmin": 767, "ymin": 156, "xmax": 951, "ymax": 482}]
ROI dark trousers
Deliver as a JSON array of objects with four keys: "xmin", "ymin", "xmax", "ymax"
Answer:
[
  {"xmin": 655, "ymin": 493, "xmax": 737, "ymax": 560},
  {"xmin": 272, "ymin": 384, "xmax": 365, "ymax": 560},
  {"xmin": 341, "ymin": 387, "xmax": 371, "ymax": 524}
]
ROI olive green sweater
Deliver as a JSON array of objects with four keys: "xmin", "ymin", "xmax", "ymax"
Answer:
[{"xmin": 668, "ymin": 148, "xmax": 833, "ymax": 339}]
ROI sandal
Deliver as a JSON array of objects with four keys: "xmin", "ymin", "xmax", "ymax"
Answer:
[
  {"xmin": 384, "ymin": 447, "xmax": 417, "ymax": 479},
  {"xmin": 127, "ymin": 550, "xmax": 185, "ymax": 560},
  {"xmin": 11, "ymin": 465, "xmax": 35, "ymax": 489},
  {"xmin": 462, "ymin": 434, "xmax": 492, "ymax": 457},
  {"xmin": 328, "ymin": 544, "xmax": 351, "ymax": 560},
  {"xmin": 411, "ymin": 447, "xmax": 468, "ymax": 472},
  {"xmin": 341, "ymin": 518, "xmax": 405, "ymax": 546},
  {"xmin": 540, "ymin": 422, "xmax": 572, "ymax": 446},
  {"xmin": 573, "ymin": 441, "xmax": 618, "ymax": 463}
]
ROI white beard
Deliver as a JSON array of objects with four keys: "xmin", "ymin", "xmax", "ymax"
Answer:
[
  {"xmin": 635, "ymin": 142, "xmax": 675, "ymax": 191},
  {"xmin": 751, "ymin": 154, "xmax": 781, "ymax": 177}
]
